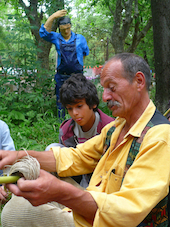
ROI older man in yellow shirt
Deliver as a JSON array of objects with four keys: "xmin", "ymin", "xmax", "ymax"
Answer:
[{"xmin": 1, "ymin": 53, "xmax": 170, "ymax": 227}]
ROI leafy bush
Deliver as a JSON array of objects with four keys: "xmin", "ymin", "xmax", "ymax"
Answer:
[{"xmin": 0, "ymin": 88, "xmax": 60, "ymax": 150}]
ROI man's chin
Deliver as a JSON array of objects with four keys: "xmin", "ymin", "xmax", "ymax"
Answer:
[
  {"xmin": 111, "ymin": 108, "xmax": 121, "ymax": 117},
  {"xmin": 109, "ymin": 105, "xmax": 119, "ymax": 112}
]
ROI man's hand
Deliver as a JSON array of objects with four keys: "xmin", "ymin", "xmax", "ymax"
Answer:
[
  {"xmin": 52, "ymin": 10, "xmax": 67, "ymax": 19},
  {"xmin": 0, "ymin": 150, "xmax": 21, "ymax": 171},
  {"xmin": 0, "ymin": 149, "xmax": 56, "ymax": 174},
  {"xmin": 6, "ymin": 169, "xmax": 61, "ymax": 206},
  {"xmin": 44, "ymin": 9, "xmax": 67, "ymax": 32},
  {"xmin": 6, "ymin": 169, "xmax": 98, "ymax": 221},
  {"xmin": 0, "ymin": 186, "xmax": 9, "ymax": 202}
]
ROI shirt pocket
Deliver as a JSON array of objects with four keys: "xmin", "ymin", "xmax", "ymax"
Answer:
[{"xmin": 105, "ymin": 164, "xmax": 123, "ymax": 194}]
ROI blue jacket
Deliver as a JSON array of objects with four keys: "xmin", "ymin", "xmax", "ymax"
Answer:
[{"xmin": 39, "ymin": 24, "xmax": 89, "ymax": 68}]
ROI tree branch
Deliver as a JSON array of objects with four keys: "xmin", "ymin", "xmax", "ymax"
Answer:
[{"xmin": 127, "ymin": 17, "xmax": 152, "ymax": 53}]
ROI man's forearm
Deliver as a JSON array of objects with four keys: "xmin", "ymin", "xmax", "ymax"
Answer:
[
  {"xmin": 6, "ymin": 169, "xmax": 98, "ymax": 222},
  {"xmin": 0, "ymin": 149, "xmax": 56, "ymax": 172},
  {"xmin": 25, "ymin": 150, "xmax": 56, "ymax": 172},
  {"xmin": 7, "ymin": 149, "xmax": 56, "ymax": 172},
  {"xmin": 55, "ymin": 180, "xmax": 98, "ymax": 221},
  {"xmin": 44, "ymin": 14, "xmax": 56, "ymax": 32}
]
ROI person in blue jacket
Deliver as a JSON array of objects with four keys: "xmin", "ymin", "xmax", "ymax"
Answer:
[{"xmin": 39, "ymin": 10, "xmax": 89, "ymax": 118}]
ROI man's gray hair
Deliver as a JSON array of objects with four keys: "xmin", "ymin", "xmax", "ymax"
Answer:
[{"xmin": 108, "ymin": 53, "xmax": 151, "ymax": 91}]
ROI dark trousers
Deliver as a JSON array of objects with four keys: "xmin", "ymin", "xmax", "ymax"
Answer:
[{"xmin": 55, "ymin": 74, "xmax": 70, "ymax": 119}]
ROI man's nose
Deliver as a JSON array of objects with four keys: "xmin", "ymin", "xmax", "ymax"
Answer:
[{"xmin": 102, "ymin": 88, "xmax": 112, "ymax": 102}]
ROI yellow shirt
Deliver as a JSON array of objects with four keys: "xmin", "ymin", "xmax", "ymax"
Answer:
[{"xmin": 53, "ymin": 100, "xmax": 170, "ymax": 227}]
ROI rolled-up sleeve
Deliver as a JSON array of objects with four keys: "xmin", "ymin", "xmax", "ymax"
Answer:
[{"xmin": 39, "ymin": 24, "xmax": 59, "ymax": 44}]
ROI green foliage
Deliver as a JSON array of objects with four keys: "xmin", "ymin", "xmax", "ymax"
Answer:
[
  {"xmin": 134, "ymin": 27, "xmax": 154, "ymax": 70},
  {"xmin": 0, "ymin": 8, "xmax": 56, "ymax": 98},
  {"xmin": 0, "ymin": 0, "xmax": 154, "ymax": 154},
  {"xmin": 70, "ymin": 0, "xmax": 114, "ymax": 66},
  {"xmin": 0, "ymin": 79, "xmax": 114, "ymax": 152},
  {"xmin": 9, "ymin": 113, "xmax": 60, "ymax": 151},
  {"xmin": 0, "ymin": 89, "xmax": 60, "ymax": 151},
  {"xmin": 70, "ymin": 0, "xmax": 153, "ymax": 67}
]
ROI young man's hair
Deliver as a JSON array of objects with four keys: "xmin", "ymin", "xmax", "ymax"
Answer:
[{"xmin": 60, "ymin": 73, "xmax": 99, "ymax": 111}]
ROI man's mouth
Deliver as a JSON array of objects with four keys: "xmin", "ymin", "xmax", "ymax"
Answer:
[{"xmin": 107, "ymin": 100, "xmax": 120, "ymax": 109}]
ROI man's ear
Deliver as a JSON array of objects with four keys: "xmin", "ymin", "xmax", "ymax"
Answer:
[{"xmin": 135, "ymin": 71, "xmax": 146, "ymax": 91}]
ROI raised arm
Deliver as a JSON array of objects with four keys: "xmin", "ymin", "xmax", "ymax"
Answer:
[{"xmin": 44, "ymin": 9, "xmax": 67, "ymax": 32}]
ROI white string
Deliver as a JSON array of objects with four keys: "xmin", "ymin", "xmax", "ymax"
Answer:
[{"xmin": 5, "ymin": 148, "xmax": 40, "ymax": 180}]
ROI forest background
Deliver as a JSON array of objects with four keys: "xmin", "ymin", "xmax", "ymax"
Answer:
[{"xmin": 0, "ymin": 0, "xmax": 170, "ymax": 151}]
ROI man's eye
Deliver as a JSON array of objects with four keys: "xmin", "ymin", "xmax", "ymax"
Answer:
[
  {"xmin": 67, "ymin": 108, "xmax": 72, "ymax": 111},
  {"xmin": 78, "ymin": 105, "xmax": 82, "ymax": 108},
  {"xmin": 109, "ymin": 87, "xmax": 115, "ymax": 92}
]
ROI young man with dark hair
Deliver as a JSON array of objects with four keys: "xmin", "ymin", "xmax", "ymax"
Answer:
[{"xmin": 46, "ymin": 73, "xmax": 114, "ymax": 187}]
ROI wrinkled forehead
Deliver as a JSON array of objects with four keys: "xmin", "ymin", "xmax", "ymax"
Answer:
[
  {"xmin": 100, "ymin": 60, "xmax": 124, "ymax": 83},
  {"xmin": 59, "ymin": 24, "xmax": 71, "ymax": 30}
]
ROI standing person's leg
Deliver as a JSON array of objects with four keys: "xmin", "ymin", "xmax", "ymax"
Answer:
[
  {"xmin": 55, "ymin": 74, "xmax": 70, "ymax": 119},
  {"xmin": 55, "ymin": 79, "xmax": 65, "ymax": 119}
]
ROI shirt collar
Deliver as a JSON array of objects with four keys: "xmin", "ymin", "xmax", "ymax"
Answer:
[
  {"xmin": 58, "ymin": 31, "xmax": 75, "ymax": 42},
  {"xmin": 114, "ymin": 100, "xmax": 156, "ymax": 138}
]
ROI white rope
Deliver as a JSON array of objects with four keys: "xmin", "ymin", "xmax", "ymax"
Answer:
[{"xmin": 5, "ymin": 149, "xmax": 40, "ymax": 180}]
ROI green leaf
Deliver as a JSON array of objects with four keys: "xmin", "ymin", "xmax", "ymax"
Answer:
[{"xmin": 8, "ymin": 110, "xmax": 26, "ymax": 121}]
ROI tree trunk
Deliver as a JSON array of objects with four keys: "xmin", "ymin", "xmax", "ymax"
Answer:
[
  {"xmin": 16, "ymin": 0, "xmax": 64, "ymax": 89},
  {"xmin": 37, "ymin": 39, "xmax": 52, "ymax": 70},
  {"xmin": 151, "ymin": 0, "xmax": 170, "ymax": 113},
  {"xmin": 18, "ymin": 0, "xmax": 64, "ymax": 70},
  {"xmin": 109, "ymin": 0, "xmax": 152, "ymax": 54}
]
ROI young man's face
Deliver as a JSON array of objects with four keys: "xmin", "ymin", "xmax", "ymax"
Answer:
[
  {"xmin": 66, "ymin": 99, "xmax": 96, "ymax": 132},
  {"xmin": 59, "ymin": 24, "xmax": 71, "ymax": 40}
]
